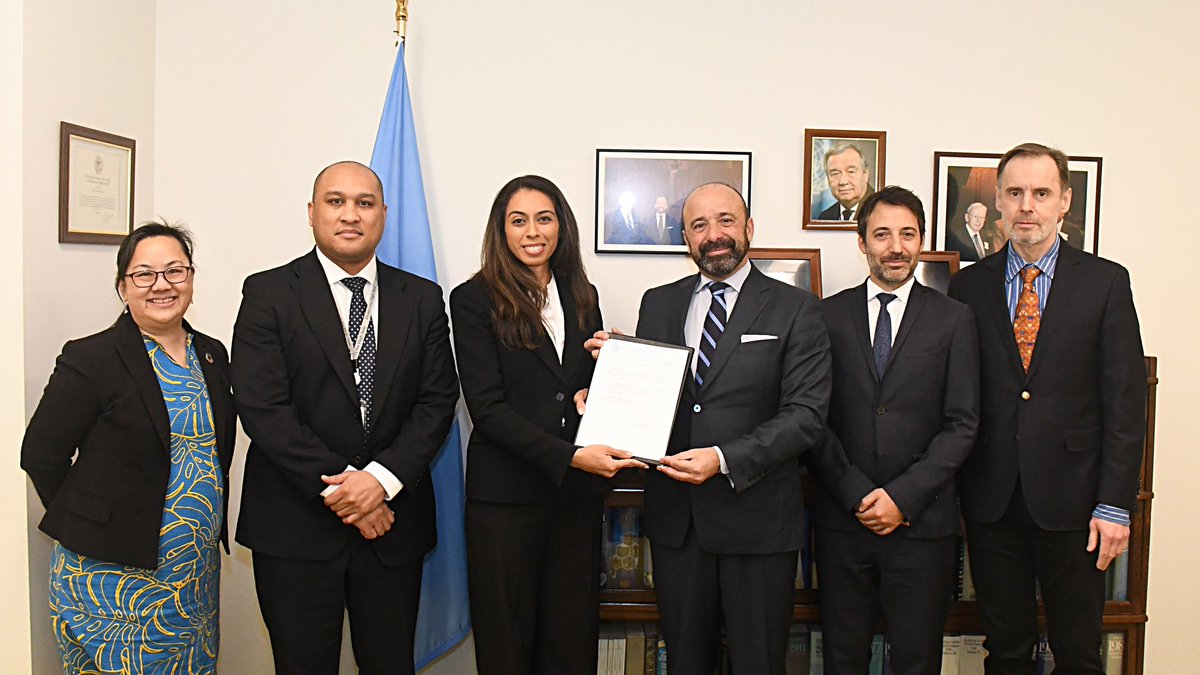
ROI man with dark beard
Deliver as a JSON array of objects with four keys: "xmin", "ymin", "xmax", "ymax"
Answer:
[
  {"xmin": 807, "ymin": 186, "xmax": 979, "ymax": 674},
  {"xmin": 589, "ymin": 182, "xmax": 832, "ymax": 674}
]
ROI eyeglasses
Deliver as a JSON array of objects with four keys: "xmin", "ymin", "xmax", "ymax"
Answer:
[{"xmin": 125, "ymin": 266, "xmax": 193, "ymax": 288}]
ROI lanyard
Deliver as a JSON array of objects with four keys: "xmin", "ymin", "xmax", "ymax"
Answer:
[{"xmin": 339, "ymin": 277, "xmax": 378, "ymax": 373}]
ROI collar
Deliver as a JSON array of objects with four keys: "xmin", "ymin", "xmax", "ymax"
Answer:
[
  {"xmin": 315, "ymin": 247, "xmax": 378, "ymax": 288},
  {"xmin": 692, "ymin": 259, "xmax": 752, "ymax": 295},
  {"xmin": 1005, "ymin": 233, "xmax": 1061, "ymax": 284},
  {"xmin": 866, "ymin": 274, "xmax": 916, "ymax": 305}
]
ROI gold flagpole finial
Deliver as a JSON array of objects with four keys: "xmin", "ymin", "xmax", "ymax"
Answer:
[{"xmin": 395, "ymin": 0, "xmax": 409, "ymax": 45}]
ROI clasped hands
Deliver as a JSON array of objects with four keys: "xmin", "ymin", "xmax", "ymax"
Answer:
[
  {"xmin": 856, "ymin": 487, "xmax": 907, "ymax": 536},
  {"xmin": 322, "ymin": 471, "xmax": 392, "ymax": 540}
]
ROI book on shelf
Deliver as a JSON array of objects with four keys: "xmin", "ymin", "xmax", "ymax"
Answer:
[
  {"xmin": 869, "ymin": 634, "xmax": 884, "ymax": 675},
  {"xmin": 1034, "ymin": 634, "xmax": 1054, "ymax": 675},
  {"xmin": 656, "ymin": 634, "xmax": 667, "ymax": 675},
  {"xmin": 959, "ymin": 634, "xmax": 985, "ymax": 675},
  {"xmin": 1104, "ymin": 631, "xmax": 1124, "ymax": 675},
  {"xmin": 785, "ymin": 623, "xmax": 810, "ymax": 675},
  {"xmin": 810, "ymin": 629, "xmax": 824, "ymax": 675},
  {"xmin": 624, "ymin": 623, "xmax": 646, "ymax": 675},
  {"xmin": 940, "ymin": 634, "xmax": 962, "ymax": 675},
  {"xmin": 642, "ymin": 623, "xmax": 658, "ymax": 675}
]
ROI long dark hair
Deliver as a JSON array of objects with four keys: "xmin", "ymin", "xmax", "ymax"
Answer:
[{"xmin": 478, "ymin": 175, "xmax": 597, "ymax": 350}]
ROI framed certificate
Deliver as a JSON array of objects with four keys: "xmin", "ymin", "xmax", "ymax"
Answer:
[
  {"xmin": 59, "ymin": 122, "xmax": 136, "ymax": 245},
  {"xmin": 575, "ymin": 334, "xmax": 693, "ymax": 464}
]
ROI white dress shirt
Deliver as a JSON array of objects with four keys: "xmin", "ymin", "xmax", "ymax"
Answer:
[
  {"xmin": 865, "ymin": 274, "xmax": 916, "ymax": 346},
  {"xmin": 314, "ymin": 249, "xmax": 403, "ymax": 500},
  {"xmin": 542, "ymin": 274, "xmax": 565, "ymax": 361}
]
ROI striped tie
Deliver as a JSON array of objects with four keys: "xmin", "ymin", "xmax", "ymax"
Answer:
[{"xmin": 696, "ymin": 281, "xmax": 730, "ymax": 386}]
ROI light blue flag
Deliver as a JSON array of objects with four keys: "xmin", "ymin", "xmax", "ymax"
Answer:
[{"xmin": 370, "ymin": 43, "xmax": 471, "ymax": 671}]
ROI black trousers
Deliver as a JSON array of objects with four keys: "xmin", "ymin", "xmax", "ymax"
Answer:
[
  {"xmin": 252, "ymin": 536, "xmax": 423, "ymax": 675},
  {"xmin": 651, "ymin": 523, "xmax": 798, "ymax": 675},
  {"xmin": 966, "ymin": 487, "xmax": 1106, "ymax": 675},
  {"xmin": 815, "ymin": 526, "xmax": 957, "ymax": 675},
  {"xmin": 466, "ymin": 497, "xmax": 603, "ymax": 675}
]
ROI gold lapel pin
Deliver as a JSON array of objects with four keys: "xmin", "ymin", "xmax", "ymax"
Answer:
[{"xmin": 205, "ymin": 353, "xmax": 214, "ymax": 364}]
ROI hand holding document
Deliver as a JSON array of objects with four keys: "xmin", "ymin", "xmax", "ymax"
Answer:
[{"xmin": 575, "ymin": 335, "xmax": 692, "ymax": 464}]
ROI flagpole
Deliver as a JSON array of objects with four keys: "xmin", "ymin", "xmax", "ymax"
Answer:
[{"xmin": 395, "ymin": 0, "xmax": 408, "ymax": 44}]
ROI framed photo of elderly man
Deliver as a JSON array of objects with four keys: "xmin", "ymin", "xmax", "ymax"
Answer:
[
  {"xmin": 595, "ymin": 148, "xmax": 752, "ymax": 254},
  {"xmin": 932, "ymin": 151, "xmax": 1102, "ymax": 265},
  {"xmin": 803, "ymin": 129, "xmax": 886, "ymax": 231}
]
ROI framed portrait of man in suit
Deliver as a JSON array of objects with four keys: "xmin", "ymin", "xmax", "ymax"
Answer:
[
  {"xmin": 932, "ymin": 151, "xmax": 1103, "ymax": 265},
  {"xmin": 595, "ymin": 148, "xmax": 751, "ymax": 254},
  {"xmin": 803, "ymin": 129, "xmax": 886, "ymax": 232},
  {"xmin": 747, "ymin": 248, "xmax": 823, "ymax": 297}
]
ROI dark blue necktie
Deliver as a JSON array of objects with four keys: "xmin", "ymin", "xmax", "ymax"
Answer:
[
  {"xmin": 341, "ymin": 277, "xmax": 376, "ymax": 435},
  {"xmin": 696, "ymin": 281, "xmax": 730, "ymax": 387},
  {"xmin": 873, "ymin": 293, "xmax": 896, "ymax": 377}
]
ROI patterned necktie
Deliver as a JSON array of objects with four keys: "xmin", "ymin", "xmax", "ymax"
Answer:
[
  {"xmin": 341, "ymin": 277, "xmax": 377, "ymax": 435},
  {"xmin": 873, "ymin": 293, "xmax": 896, "ymax": 377},
  {"xmin": 695, "ymin": 281, "xmax": 730, "ymax": 387},
  {"xmin": 1013, "ymin": 266, "xmax": 1042, "ymax": 372}
]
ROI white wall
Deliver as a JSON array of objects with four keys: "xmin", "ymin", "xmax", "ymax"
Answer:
[
  {"xmin": 21, "ymin": 0, "xmax": 158, "ymax": 670},
  {"xmin": 7, "ymin": 0, "xmax": 1187, "ymax": 672}
]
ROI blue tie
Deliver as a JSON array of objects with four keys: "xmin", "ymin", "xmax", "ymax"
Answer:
[
  {"xmin": 696, "ymin": 281, "xmax": 730, "ymax": 387},
  {"xmin": 341, "ymin": 277, "xmax": 376, "ymax": 435},
  {"xmin": 873, "ymin": 293, "xmax": 896, "ymax": 377}
]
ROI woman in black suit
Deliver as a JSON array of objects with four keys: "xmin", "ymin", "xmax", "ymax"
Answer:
[
  {"xmin": 21, "ymin": 222, "xmax": 235, "ymax": 674},
  {"xmin": 451, "ymin": 175, "xmax": 645, "ymax": 674}
]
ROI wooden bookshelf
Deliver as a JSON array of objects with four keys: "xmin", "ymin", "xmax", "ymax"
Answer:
[{"xmin": 599, "ymin": 356, "xmax": 1157, "ymax": 674}]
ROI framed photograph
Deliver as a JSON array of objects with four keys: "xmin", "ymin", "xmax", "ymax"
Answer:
[
  {"xmin": 747, "ymin": 248, "xmax": 822, "ymax": 298},
  {"xmin": 596, "ymin": 149, "xmax": 751, "ymax": 254},
  {"xmin": 59, "ymin": 122, "xmax": 136, "ymax": 245},
  {"xmin": 803, "ymin": 129, "xmax": 886, "ymax": 231},
  {"xmin": 915, "ymin": 250, "xmax": 960, "ymax": 295},
  {"xmin": 932, "ymin": 151, "xmax": 1102, "ymax": 264}
]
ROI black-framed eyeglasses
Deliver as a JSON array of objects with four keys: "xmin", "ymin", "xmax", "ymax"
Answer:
[{"xmin": 125, "ymin": 266, "xmax": 193, "ymax": 288}]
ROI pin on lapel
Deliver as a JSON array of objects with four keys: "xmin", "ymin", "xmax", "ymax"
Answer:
[{"xmin": 205, "ymin": 352, "xmax": 214, "ymax": 364}]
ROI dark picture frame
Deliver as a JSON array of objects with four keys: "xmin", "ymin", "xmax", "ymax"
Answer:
[
  {"xmin": 915, "ymin": 250, "xmax": 960, "ymax": 295},
  {"xmin": 595, "ymin": 149, "xmax": 751, "ymax": 254},
  {"xmin": 803, "ymin": 129, "xmax": 886, "ymax": 232},
  {"xmin": 59, "ymin": 122, "xmax": 136, "ymax": 245},
  {"xmin": 747, "ymin": 248, "xmax": 823, "ymax": 298},
  {"xmin": 932, "ymin": 151, "xmax": 1102, "ymax": 264}
]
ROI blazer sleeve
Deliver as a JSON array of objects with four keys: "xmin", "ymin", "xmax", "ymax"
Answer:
[
  {"xmin": 231, "ymin": 274, "xmax": 350, "ymax": 497},
  {"xmin": 369, "ymin": 282, "xmax": 460, "ymax": 488},
  {"xmin": 21, "ymin": 340, "xmax": 103, "ymax": 508},
  {"xmin": 883, "ymin": 304, "xmax": 981, "ymax": 523},
  {"xmin": 450, "ymin": 282, "xmax": 577, "ymax": 485},
  {"xmin": 720, "ymin": 291, "xmax": 833, "ymax": 492},
  {"xmin": 1096, "ymin": 266, "xmax": 1146, "ymax": 511},
  {"xmin": 807, "ymin": 427, "xmax": 879, "ymax": 514}
]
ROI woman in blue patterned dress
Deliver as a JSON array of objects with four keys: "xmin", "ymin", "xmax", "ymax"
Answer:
[{"xmin": 22, "ymin": 221, "xmax": 236, "ymax": 674}]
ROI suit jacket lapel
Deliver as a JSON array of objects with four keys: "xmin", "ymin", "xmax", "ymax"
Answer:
[
  {"xmin": 888, "ymin": 281, "xmax": 927, "ymax": 366},
  {"xmin": 667, "ymin": 274, "xmax": 699, "ymax": 398},
  {"xmin": 700, "ymin": 266, "xmax": 769, "ymax": 391},
  {"xmin": 191, "ymin": 328, "xmax": 234, "ymax": 470},
  {"xmin": 983, "ymin": 245, "xmax": 1026, "ymax": 379},
  {"xmin": 554, "ymin": 279, "xmax": 579, "ymax": 384},
  {"xmin": 114, "ymin": 312, "xmax": 171, "ymax": 453},
  {"xmin": 1026, "ymin": 242, "xmax": 1081, "ymax": 380},
  {"xmin": 371, "ymin": 264, "xmax": 415, "ymax": 425},
  {"xmin": 850, "ymin": 283, "xmax": 878, "ymax": 381},
  {"xmin": 292, "ymin": 252, "xmax": 359, "ymax": 406}
]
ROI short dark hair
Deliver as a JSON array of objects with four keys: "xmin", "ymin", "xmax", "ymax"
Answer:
[
  {"xmin": 115, "ymin": 219, "xmax": 195, "ymax": 293},
  {"xmin": 856, "ymin": 185, "xmax": 926, "ymax": 239},
  {"xmin": 681, "ymin": 182, "xmax": 750, "ymax": 222},
  {"xmin": 996, "ymin": 142, "xmax": 1070, "ymax": 191},
  {"xmin": 311, "ymin": 160, "xmax": 385, "ymax": 203}
]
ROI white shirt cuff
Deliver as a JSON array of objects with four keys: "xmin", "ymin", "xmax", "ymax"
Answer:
[
  {"xmin": 713, "ymin": 446, "xmax": 734, "ymax": 489},
  {"xmin": 318, "ymin": 463, "xmax": 404, "ymax": 500}
]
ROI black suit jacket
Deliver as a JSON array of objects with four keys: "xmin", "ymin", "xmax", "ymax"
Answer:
[
  {"xmin": 21, "ymin": 312, "xmax": 236, "ymax": 570},
  {"xmin": 948, "ymin": 243, "xmax": 1145, "ymax": 530},
  {"xmin": 947, "ymin": 222, "xmax": 993, "ymax": 262},
  {"xmin": 636, "ymin": 265, "xmax": 832, "ymax": 554},
  {"xmin": 604, "ymin": 209, "xmax": 653, "ymax": 245},
  {"xmin": 643, "ymin": 213, "xmax": 684, "ymax": 246},
  {"xmin": 449, "ymin": 275, "xmax": 607, "ymax": 503},
  {"xmin": 231, "ymin": 250, "xmax": 459, "ymax": 565},
  {"xmin": 809, "ymin": 282, "xmax": 979, "ymax": 539},
  {"xmin": 816, "ymin": 185, "xmax": 875, "ymax": 221}
]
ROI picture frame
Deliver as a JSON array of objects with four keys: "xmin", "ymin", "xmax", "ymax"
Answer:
[
  {"xmin": 595, "ymin": 149, "xmax": 751, "ymax": 254},
  {"xmin": 915, "ymin": 250, "xmax": 960, "ymax": 295},
  {"xmin": 59, "ymin": 122, "xmax": 136, "ymax": 245},
  {"xmin": 747, "ymin": 248, "xmax": 823, "ymax": 298},
  {"xmin": 932, "ymin": 151, "xmax": 1102, "ymax": 264},
  {"xmin": 803, "ymin": 129, "xmax": 886, "ymax": 231}
]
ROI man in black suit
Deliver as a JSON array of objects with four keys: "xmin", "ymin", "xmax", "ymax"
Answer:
[
  {"xmin": 604, "ymin": 192, "xmax": 653, "ymax": 245},
  {"xmin": 817, "ymin": 143, "xmax": 874, "ymax": 221},
  {"xmin": 231, "ymin": 161, "xmax": 459, "ymax": 674},
  {"xmin": 809, "ymin": 186, "xmax": 979, "ymax": 674},
  {"xmin": 592, "ymin": 182, "xmax": 832, "ymax": 674},
  {"xmin": 644, "ymin": 195, "xmax": 685, "ymax": 245},
  {"xmin": 947, "ymin": 202, "xmax": 1005, "ymax": 262},
  {"xmin": 948, "ymin": 144, "xmax": 1145, "ymax": 675}
]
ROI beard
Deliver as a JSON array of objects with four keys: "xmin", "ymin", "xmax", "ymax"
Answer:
[
  {"xmin": 693, "ymin": 235, "xmax": 748, "ymax": 278},
  {"xmin": 867, "ymin": 252, "xmax": 918, "ymax": 287}
]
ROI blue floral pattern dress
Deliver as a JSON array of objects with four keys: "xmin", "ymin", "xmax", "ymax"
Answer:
[{"xmin": 48, "ymin": 335, "xmax": 224, "ymax": 674}]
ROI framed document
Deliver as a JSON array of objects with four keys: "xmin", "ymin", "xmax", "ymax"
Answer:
[
  {"xmin": 748, "ymin": 248, "xmax": 823, "ymax": 298},
  {"xmin": 59, "ymin": 122, "xmax": 136, "ymax": 245},
  {"xmin": 575, "ymin": 334, "xmax": 693, "ymax": 464}
]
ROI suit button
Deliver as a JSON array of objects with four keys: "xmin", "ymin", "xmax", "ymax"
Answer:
[
  {"xmin": 1021, "ymin": 391, "xmax": 1031, "ymax": 400},
  {"xmin": 554, "ymin": 392, "xmax": 565, "ymax": 402},
  {"xmin": 875, "ymin": 406, "xmax": 886, "ymax": 415},
  {"xmin": 693, "ymin": 404, "xmax": 702, "ymax": 413},
  {"xmin": 353, "ymin": 455, "xmax": 366, "ymax": 466}
]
